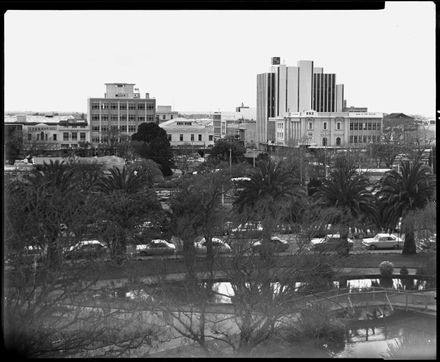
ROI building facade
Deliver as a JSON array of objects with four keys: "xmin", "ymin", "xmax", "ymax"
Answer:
[
  {"xmin": 5, "ymin": 117, "xmax": 90, "ymax": 152},
  {"xmin": 271, "ymin": 110, "xmax": 383, "ymax": 148},
  {"xmin": 257, "ymin": 58, "xmax": 345, "ymax": 148},
  {"xmin": 156, "ymin": 105, "xmax": 179, "ymax": 123},
  {"xmin": 213, "ymin": 105, "xmax": 256, "ymax": 140},
  {"xmin": 159, "ymin": 118, "xmax": 214, "ymax": 147},
  {"xmin": 256, "ymin": 72, "xmax": 276, "ymax": 144},
  {"xmin": 88, "ymin": 83, "xmax": 156, "ymax": 145}
]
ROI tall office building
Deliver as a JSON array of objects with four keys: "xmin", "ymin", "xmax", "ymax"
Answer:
[
  {"xmin": 336, "ymin": 84, "xmax": 345, "ymax": 112},
  {"xmin": 256, "ymin": 72, "xmax": 276, "ymax": 144},
  {"xmin": 256, "ymin": 58, "xmax": 345, "ymax": 147},
  {"xmin": 313, "ymin": 72, "xmax": 336, "ymax": 112},
  {"xmin": 88, "ymin": 83, "xmax": 156, "ymax": 145}
]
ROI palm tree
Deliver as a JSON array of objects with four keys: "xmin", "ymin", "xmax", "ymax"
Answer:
[
  {"xmin": 314, "ymin": 156, "xmax": 376, "ymax": 256},
  {"xmin": 378, "ymin": 160, "xmax": 436, "ymax": 254},
  {"xmin": 95, "ymin": 165, "xmax": 161, "ymax": 264},
  {"xmin": 96, "ymin": 166, "xmax": 147, "ymax": 194},
  {"xmin": 234, "ymin": 159, "xmax": 305, "ymax": 258},
  {"xmin": 15, "ymin": 160, "xmax": 80, "ymax": 270}
]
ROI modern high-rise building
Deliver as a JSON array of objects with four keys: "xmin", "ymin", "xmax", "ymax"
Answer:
[
  {"xmin": 256, "ymin": 58, "xmax": 345, "ymax": 147},
  {"xmin": 88, "ymin": 83, "xmax": 156, "ymax": 145},
  {"xmin": 256, "ymin": 72, "xmax": 276, "ymax": 144}
]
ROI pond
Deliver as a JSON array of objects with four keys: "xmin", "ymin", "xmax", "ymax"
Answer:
[{"xmin": 335, "ymin": 311, "xmax": 436, "ymax": 359}]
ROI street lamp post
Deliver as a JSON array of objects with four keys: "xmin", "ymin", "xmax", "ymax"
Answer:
[{"xmin": 229, "ymin": 145, "xmax": 232, "ymax": 177}]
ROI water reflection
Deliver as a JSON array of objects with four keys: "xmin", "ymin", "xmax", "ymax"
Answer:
[{"xmin": 336, "ymin": 312, "xmax": 436, "ymax": 358}]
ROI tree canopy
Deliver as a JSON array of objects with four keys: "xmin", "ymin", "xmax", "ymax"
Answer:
[
  {"xmin": 131, "ymin": 122, "xmax": 174, "ymax": 176},
  {"xmin": 209, "ymin": 137, "xmax": 246, "ymax": 164}
]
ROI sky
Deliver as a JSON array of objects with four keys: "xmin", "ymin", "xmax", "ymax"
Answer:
[{"xmin": 4, "ymin": 2, "xmax": 436, "ymax": 117}]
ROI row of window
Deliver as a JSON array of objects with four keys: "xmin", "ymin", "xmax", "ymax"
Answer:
[
  {"xmin": 91, "ymin": 125, "xmax": 138, "ymax": 133},
  {"xmin": 350, "ymin": 122, "xmax": 381, "ymax": 131},
  {"xmin": 91, "ymin": 103, "xmax": 155, "ymax": 110},
  {"xmin": 91, "ymin": 115, "xmax": 154, "ymax": 122},
  {"xmin": 168, "ymin": 134, "xmax": 214, "ymax": 142},
  {"xmin": 30, "ymin": 132, "xmax": 86, "ymax": 141},
  {"xmin": 307, "ymin": 121, "xmax": 343, "ymax": 131},
  {"xmin": 349, "ymin": 135, "xmax": 380, "ymax": 144}
]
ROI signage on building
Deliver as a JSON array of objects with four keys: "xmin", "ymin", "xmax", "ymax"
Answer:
[{"xmin": 271, "ymin": 57, "xmax": 281, "ymax": 65}]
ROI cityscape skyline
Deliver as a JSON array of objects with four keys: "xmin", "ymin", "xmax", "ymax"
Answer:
[{"xmin": 4, "ymin": 3, "xmax": 436, "ymax": 117}]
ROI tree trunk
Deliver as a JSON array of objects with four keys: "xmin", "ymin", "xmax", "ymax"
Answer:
[
  {"xmin": 339, "ymin": 224, "xmax": 350, "ymax": 256},
  {"xmin": 47, "ymin": 235, "xmax": 61, "ymax": 270},
  {"xmin": 183, "ymin": 238, "xmax": 196, "ymax": 278},
  {"xmin": 402, "ymin": 224, "xmax": 417, "ymax": 255}
]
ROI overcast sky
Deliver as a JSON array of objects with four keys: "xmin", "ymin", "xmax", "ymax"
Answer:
[{"xmin": 4, "ymin": 2, "xmax": 436, "ymax": 117}]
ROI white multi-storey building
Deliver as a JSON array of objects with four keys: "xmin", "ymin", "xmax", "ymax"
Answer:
[
  {"xmin": 257, "ymin": 58, "xmax": 345, "ymax": 148},
  {"xmin": 88, "ymin": 83, "xmax": 156, "ymax": 145},
  {"xmin": 270, "ymin": 110, "xmax": 383, "ymax": 148},
  {"xmin": 159, "ymin": 118, "xmax": 214, "ymax": 147}
]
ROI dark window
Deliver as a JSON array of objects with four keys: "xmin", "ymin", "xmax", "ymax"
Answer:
[
  {"xmin": 168, "ymin": 134, "xmax": 172, "ymax": 141},
  {"xmin": 198, "ymin": 134, "xmax": 202, "ymax": 141},
  {"xmin": 120, "ymin": 103, "xmax": 127, "ymax": 110},
  {"xmin": 129, "ymin": 115, "xmax": 136, "ymax": 121},
  {"xmin": 128, "ymin": 103, "xmax": 136, "ymax": 110},
  {"xmin": 147, "ymin": 115, "xmax": 154, "ymax": 122},
  {"xmin": 80, "ymin": 132, "xmax": 86, "ymax": 140},
  {"xmin": 91, "ymin": 103, "xmax": 100, "ymax": 109},
  {"xmin": 120, "ymin": 125, "xmax": 127, "ymax": 132},
  {"xmin": 63, "ymin": 132, "xmax": 69, "ymax": 141},
  {"xmin": 336, "ymin": 137, "xmax": 341, "ymax": 146},
  {"xmin": 92, "ymin": 115, "xmax": 99, "ymax": 121},
  {"xmin": 180, "ymin": 134, "xmax": 183, "ymax": 141},
  {"xmin": 209, "ymin": 135, "xmax": 213, "ymax": 141},
  {"xmin": 138, "ymin": 116, "xmax": 145, "ymax": 122},
  {"xmin": 137, "ymin": 103, "xmax": 145, "ymax": 110},
  {"xmin": 111, "ymin": 115, "xmax": 118, "ymax": 121},
  {"xmin": 322, "ymin": 137, "xmax": 327, "ymax": 146},
  {"xmin": 102, "ymin": 103, "xmax": 109, "ymax": 110},
  {"xmin": 191, "ymin": 134, "xmax": 194, "ymax": 141},
  {"xmin": 368, "ymin": 122, "xmax": 372, "ymax": 130},
  {"xmin": 350, "ymin": 122, "xmax": 353, "ymax": 131},
  {"xmin": 349, "ymin": 135, "xmax": 353, "ymax": 143},
  {"xmin": 120, "ymin": 115, "xmax": 127, "ymax": 121},
  {"xmin": 92, "ymin": 126, "xmax": 99, "ymax": 131},
  {"xmin": 111, "ymin": 103, "xmax": 118, "ymax": 110},
  {"xmin": 102, "ymin": 115, "xmax": 108, "ymax": 121},
  {"xmin": 71, "ymin": 132, "xmax": 77, "ymax": 140},
  {"xmin": 53, "ymin": 134, "xmax": 57, "ymax": 141}
]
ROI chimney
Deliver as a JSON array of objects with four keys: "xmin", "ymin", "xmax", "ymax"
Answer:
[{"xmin": 145, "ymin": 93, "xmax": 150, "ymax": 99}]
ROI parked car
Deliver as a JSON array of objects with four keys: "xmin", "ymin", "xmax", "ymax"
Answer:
[
  {"xmin": 349, "ymin": 227, "xmax": 376, "ymax": 239},
  {"xmin": 231, "ymin": 222, "xmax": 264, "ymax": 239},
  {"xmin": 136, "ymin": 239, "xmax": 176, "ymax": 256},
  {"xmin": 252, "ymin": 236, "xmax": 289, "ymax": 254},
  {"xmin": 418, "ymin": 233, "xmax": 436, "ymax": 251},
  {"xmin": 64, "ymin": 240, "xmax": 107, "ymax": 260},
  {"xmin": 361, "ymin": 233, "xmax": 404, "ymax": 250},
  {"xmin": 194, "ymin": 237, "xmax": 232, "ymax": 254},
  {"xmin": 310, "ymin": 234, "xmax": 354, "ymax": 252}
]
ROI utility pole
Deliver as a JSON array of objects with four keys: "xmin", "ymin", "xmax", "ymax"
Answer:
[{"xmin": 229, "ymin": 145, "xmax": 232, "ymax": 177}]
